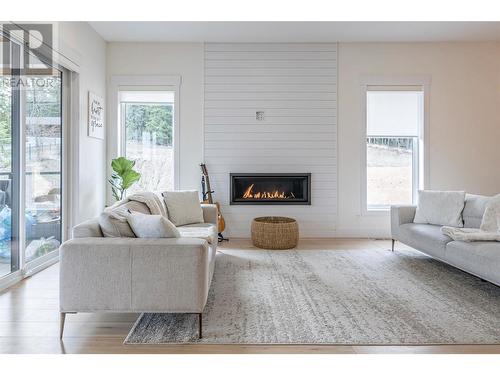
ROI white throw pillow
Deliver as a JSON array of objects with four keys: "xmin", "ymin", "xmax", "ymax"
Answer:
[
  {"xmin": 98, "ymin": 199, "xmax": 151, "ymax": 237},
  {"xmin": 127, "ymin": 211, "xmax": 180, "ymax": 238},
  {"xmin": 413, "ymin": 190, "xmax": 465, "ymax": 227},
  {"xmin": 480, "ymin": 193, "xmax": 500, "ymax": 232},
  {"xmin": 162, "ymin": 190, "xmax": 204, "ymax": 226}
]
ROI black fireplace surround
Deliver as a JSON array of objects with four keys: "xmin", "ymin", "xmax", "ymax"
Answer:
[{"xmin": 230, "ymin": 173, "xmax": 311, "ymax": 205}]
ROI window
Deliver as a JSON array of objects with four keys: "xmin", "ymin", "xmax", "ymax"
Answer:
[
  {"xmin": 364, "ymin": 86, "xmax": 424, "ymax": 211},
  {"xmin": 119, "ymin": 90, "xmax": 175, "ymax": 193}
]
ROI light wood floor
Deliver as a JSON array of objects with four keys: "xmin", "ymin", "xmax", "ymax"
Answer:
[{"xmin": 1, "ymin": 238, "xmax": 499, "ymax": 354}]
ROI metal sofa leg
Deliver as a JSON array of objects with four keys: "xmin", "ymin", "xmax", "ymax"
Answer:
[
  {"xmin": 391, "ymin": 239, "xmax": 395, "ymax": 252},
  {"xmin": 60, "ymin": 312, "xmax": 66, "ymax": 339},
  {"xmin": 198, "ymin": 313, "xmax": 202, "ymax": 339}
]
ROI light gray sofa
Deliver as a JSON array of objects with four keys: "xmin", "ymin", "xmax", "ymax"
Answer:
[
  {"xmin": 59, "ymin": 204, "xmax": 218, "ymax": 339},
  {"xmin": 391, "ymin": 194, "xmax": 500, "ymax": 287}
]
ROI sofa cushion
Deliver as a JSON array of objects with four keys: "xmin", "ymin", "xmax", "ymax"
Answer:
[
  {"xmin": 162, "ymin": 190, "xmax": 204, "ymax": 226},
  {"xmin": 463, "ymin": 194, "xmax": 491, "ymax": 229},
  {"xmin": 398, "ymin": 223, "xmax": 452, "ymax": 259},
  {"xmin": 413, "ymin": 190, "xmax": 465, "ymax": 227},
  {"xmin": 99, "ymin": 200, "xmax": 150, "ymax": 237},
  {"xmin": 177, "ymin": 223, "xmax": 217, "ymax": 245},
  {"xmin": 445, "ymin": 241, "xmax": 500, "ymax": 285},
  {"xmin": 127, "ymin": 212, "xmax": 180, "ymax": 238}
]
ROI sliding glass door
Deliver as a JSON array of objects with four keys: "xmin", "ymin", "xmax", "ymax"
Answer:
[
  {"xmin": 0, "ymin": 41, "xmax": 20, "ymax": 278},
  {"xmin": 0, "ymin": 35, "xmax": 64, "ymax": 281},
  {"xmin": 0, "ymin": 67, "xmax": 14, "ymax": 277}
]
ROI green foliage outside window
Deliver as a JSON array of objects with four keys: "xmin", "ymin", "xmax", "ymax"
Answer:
[{"xmin": 125, "ymin": 103, "xmax": 173, "ymax": 146}]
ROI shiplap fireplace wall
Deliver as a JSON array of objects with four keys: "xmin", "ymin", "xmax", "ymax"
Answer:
[{"xmin": 203, "ymin": 43, "xmax": 338, "ymax": 237}]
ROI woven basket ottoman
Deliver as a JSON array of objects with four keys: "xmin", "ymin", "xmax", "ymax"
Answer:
[{"xmin": 251, "ymin": 216, "xmax": 299, "ymax": 250}]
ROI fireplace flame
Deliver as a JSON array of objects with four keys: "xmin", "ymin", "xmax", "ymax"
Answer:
[{"xmin": 242, "ymin": 184, "xmax": 295, "ymax": 200}]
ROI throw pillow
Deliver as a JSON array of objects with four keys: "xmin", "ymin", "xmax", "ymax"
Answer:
[
  {"xmin": 480, "ymin": 193, "xmax": 500, "ymax": 232},
  {"xmin": 127, "ymin": 211, "xmax": 181, "ymax": 238},
  {"xmin": 99, "ymin": 211, "xmax": 135, "ymax": 237},
  {"xmin": 162, "ymin": 190, "xmax": 204, "ymax": 226},
  {"xmin": 99, "ymin": 199, "xmax": 150, "ymax": 237},
  {"xmin": 413, "ymin": 190, "xmax": 466, "ymax": 227}
]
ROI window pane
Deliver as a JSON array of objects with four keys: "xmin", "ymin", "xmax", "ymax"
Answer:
[
  {"xmin": 25, "ymin": 73, "xmax": 63, "ymax": 263},
  {"xmin": 0, "ymin": 73, "xmax": 14, "ymax": 277},
  {"xmin": 367, "ymin": 137, "xmax": 414, "ymax": 207},
  {"xmin": 124, "ymin": 101, "xmax": 174, "ymax": 193}
]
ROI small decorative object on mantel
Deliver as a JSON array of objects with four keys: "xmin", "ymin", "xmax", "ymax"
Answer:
[{"xmin": 88, "ymin": 91, "xmax": 104, "ymax": 139}]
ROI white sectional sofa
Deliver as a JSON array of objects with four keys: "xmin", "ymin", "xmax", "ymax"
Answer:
[
  {"xmin": 59, "ymin": 204, "xmax": 218, "ymax": 339},
  {"xmin": 391, "ymin": 194, "xmax": 500, "ymax": 286}
]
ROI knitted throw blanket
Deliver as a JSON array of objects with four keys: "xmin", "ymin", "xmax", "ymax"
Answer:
[{"xmin": 127, "ymin": 192, "xmax": 167, "ymax": 217}]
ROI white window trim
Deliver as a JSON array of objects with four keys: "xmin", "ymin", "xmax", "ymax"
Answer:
[
  {"xmin": 359, "ymin": 75, "xmax": 431, "ymax": 216},
  {"xmin": 108, "ymin": 75, "xmax": 181, "ymax": 205}
]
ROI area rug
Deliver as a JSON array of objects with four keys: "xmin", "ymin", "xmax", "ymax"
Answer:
[{"xmin": 125, "ymin": 247, "xmax": 500, "ymax": 344}]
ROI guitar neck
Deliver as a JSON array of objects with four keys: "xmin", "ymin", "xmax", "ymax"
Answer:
[
  {"xmin": 200, "ymin": 163, "xmax": 214, "ymax": 204},
  {"xmin": 205, "ymin": 177, "xmax": 214, "ymax": 204}
]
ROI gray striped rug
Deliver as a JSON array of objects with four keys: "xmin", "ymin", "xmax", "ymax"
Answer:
[{"xmin": 125, "ymin": 247, "xmax": 500, "ymax": 344}]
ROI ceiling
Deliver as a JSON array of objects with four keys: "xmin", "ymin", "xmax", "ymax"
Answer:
[{"xmin": 89, "ymin": 22, "xmax": 500, "ymax": 42}]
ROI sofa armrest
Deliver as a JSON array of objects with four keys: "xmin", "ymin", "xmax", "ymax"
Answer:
[
  {"xmin": 59, "ymin": 237, "xmax": 210, "ymax": 313},
  {"xmin": 72, "ymin": 217, "xmax": 103, "ymax": 238},
  {"xmin": 390, "ymin": 205, "xmax": 417, "ymax": 239},
  {"xmin": 201, "ymin": 204, "xmax": 218, "ymax": 226}
]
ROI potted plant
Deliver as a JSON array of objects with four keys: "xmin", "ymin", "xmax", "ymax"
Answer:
[{"xmin": 108, "ymin": 157, "xmax": 141, "ymax": 201}]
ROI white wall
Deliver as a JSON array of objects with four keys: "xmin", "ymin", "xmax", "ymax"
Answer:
[
  {"xmin": 337, "ymin": 42, "xmax": 500, "ymax": 237},
  {"xmin": 57, "ymin": 22, "xmax": 107, "ymax": 223},
  {"xmin": 106, "ymin": 42, "xmax": 204, "ymax": 192},
  {"xmin": 204, "ymin": 43, "xmax": 337, "ymax": 237}
]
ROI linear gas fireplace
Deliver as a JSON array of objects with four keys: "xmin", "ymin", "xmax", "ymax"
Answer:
[{"xmin": 230, "ymin": 173, "xmax": 311, "ymax": 205}]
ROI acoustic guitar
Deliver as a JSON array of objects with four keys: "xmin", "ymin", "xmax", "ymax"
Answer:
[{"xmin": 200, "ymin": 163, "xmax": 227, "ymax": 242}]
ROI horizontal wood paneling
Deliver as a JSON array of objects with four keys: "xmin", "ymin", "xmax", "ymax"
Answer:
[
  {"xmin": 204, "ymin": 157, "xmax": 336, "ymax": 166},
  {"xmin": 205, "ymin": 68, "xmax": 337, "ymax": 76},
  {"xmin": 205, "ymin": 108, "xmax": 336, "ymax": 117},
  {"xmin": 204, "ymin": 59, "xmax": 337, "ymax": 69},
  {"xmin": 205, "ymin": 43, "xmax": 337, "ymax": 52},
  {"xmin": 205, "ymin": 132, "xmax": 335, "ymax": 141},
  {"xmin": 205, "ymin": 51, "xmax": 337, "ymax": 60},
  {"xmin": 205, "ymin": 82, "xmax": 337, "ymax": 93},
  {"xmin": 204, "ymin": 149, "xmax": 336, "ymax": 158},
  {"xmin": 205, "ymin": 117, "xmax": 335, "ymax": 125},
  {"xmin": 205, "ymin": 140, "xmax": 335, "ymax": 149},
  {"xmin": 205, "ymin": 84, "xmax": 336, "ymax": 92},
  {"xmin": 205, "ymin": 92, "xmax": 336, "ymax": 101},
  {"xmin": 205, "ymin": 75, "xmax": 336, "ymax": 85},
  {"xmin": 204, "ymin": 43, "xmax": 338, "ymax": 237},
  {"xmin": 205, "ymin": 100, "xmax": 336, "ymax": 109}
]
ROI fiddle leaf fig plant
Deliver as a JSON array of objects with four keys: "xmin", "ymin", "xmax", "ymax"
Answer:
[{"xmin": 108, "ymin": 157, "xmax": 141, "ymax": 201}]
